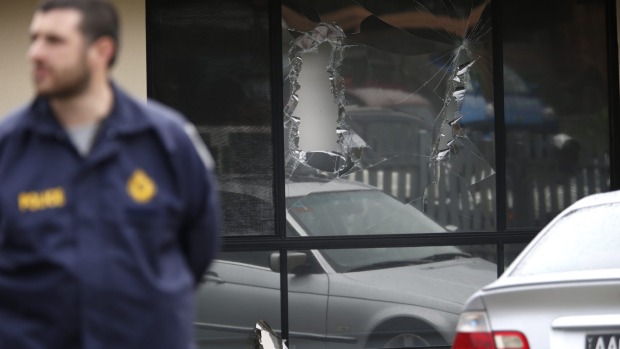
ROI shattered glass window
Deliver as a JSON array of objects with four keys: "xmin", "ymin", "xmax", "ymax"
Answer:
[
  {"xmin": 502, "ymin": 0, "xmax": 610, "ymax": 228},
  {"xmin": 282, "ymin": 0, "xmax": 496, "ymax": 232},
  {"xmin": 148, "ymin": 0, "xmax": 276, "ymax": 236}
]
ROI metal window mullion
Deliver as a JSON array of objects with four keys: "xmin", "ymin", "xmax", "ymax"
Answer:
[
  {"xmin": 606, "ymin": 0, "xmax": 620, "ymax": 190},
  {"xmin": 491, "ymin": 0, "xmax": 507, "ymax": 277},
  {"xmin": 269, "ymin": 0, "xmax": 289, "ymax": 343}
]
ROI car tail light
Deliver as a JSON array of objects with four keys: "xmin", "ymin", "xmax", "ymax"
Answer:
[{"xmin": 452, "ymin": 312, "xmax": 530, "ymax": 349}]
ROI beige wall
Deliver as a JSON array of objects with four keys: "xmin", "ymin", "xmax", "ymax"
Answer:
[{"xmin": 0, "ymin": 0, "xmax": 146, "ymax": 117}]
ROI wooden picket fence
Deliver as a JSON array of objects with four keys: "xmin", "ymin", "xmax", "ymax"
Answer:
[
  {"xmin": 348, "ymin": 131, "xmax": 609, "ymax": 230},
  {"xmin": 199, "ymin": 126, "xmax": 609, "ymax": 231}
]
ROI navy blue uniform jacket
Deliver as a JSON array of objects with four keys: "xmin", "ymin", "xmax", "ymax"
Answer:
[{"xmin": 0, "ymin": 84, "xmax": 220, "ymax": 349}]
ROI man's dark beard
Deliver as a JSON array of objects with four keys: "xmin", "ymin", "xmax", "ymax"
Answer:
[{"xmin": 39, "ymin": 70, "xmax": 91, "ymax": 100}]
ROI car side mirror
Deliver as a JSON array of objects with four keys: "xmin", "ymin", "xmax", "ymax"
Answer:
[{"xmin": 269, "ymin": 251, "xmax": 308, "ymax": 273}]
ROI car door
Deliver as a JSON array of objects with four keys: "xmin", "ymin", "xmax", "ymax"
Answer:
[
  {"xmin": 194, "ymin": 248, "xmax": 332, "ymax": 349},
  {"xmin": 286, "ymin": 249, "xmax": 330, "ymax": 349},
  {"xmin": 194, "ymin": 251, "xmax": 281, "ymax": 349}
]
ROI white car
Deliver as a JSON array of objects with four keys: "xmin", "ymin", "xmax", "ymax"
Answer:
[
  {"xmin": 453, "ymin": 190, "xmax": 620, "ymax": 349},
  {"xmin": 195, "ymin": 179, "xmax": 496, "ymax": 348}
]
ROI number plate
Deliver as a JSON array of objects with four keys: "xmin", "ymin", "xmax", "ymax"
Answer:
[{"xmin": 586, "ymin": 334, "xmax": 620, "ymax": 349}]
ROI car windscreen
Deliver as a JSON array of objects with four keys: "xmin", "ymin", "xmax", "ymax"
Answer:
[
  {"xmin": 287, "ymin": 190, "xmax": 471, "ymax": 272},
  {"xmin": 511, "ymin": 203, "xmax": 620, "ymax": 276},
  {"xmin": 287, "ymin": 189, "xmax": 447, "ymax": 236}
]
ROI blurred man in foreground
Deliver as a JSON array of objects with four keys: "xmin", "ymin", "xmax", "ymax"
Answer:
[{"xmin": 0, "ymin": 0, "xmax": 220, "ymax": 348}]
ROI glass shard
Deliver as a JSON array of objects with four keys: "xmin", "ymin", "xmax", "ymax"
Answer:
[{"xmin": 254, "ymin": 320, "xmax": 288, "ymax": 349}]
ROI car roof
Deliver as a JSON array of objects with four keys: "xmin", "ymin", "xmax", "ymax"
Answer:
[
  {"xmin": 487, "ymin": 189, "xmax": 620, "ymax": 290},
  {"xmin": 285, "ymin": 179, "xmax": 377, "ymax": 198},
  {"xmin": 220, "ymin": 178, "xmax": 379, "ymax": 202},
  {"xmin": 563, "ymin": 189, "xmax": 620, "ymax": 211}
]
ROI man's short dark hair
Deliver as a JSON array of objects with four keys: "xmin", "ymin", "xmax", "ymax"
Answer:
[{"xmin": 38, "ymin": 0, "xmax": 120, "ymax": 67}]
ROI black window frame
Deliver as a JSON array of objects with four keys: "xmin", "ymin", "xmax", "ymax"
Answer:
[{"xmin": 146, "ymin": 0, "xmax": 620, "ymax": 346}]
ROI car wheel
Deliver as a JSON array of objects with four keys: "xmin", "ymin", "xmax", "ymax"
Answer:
[
  {"xmin": 382, "ymin": 333, "xmax": 431, "ymax": 347},
  {"xmin": 365, "ymin": 319, "xmax": 445, "ymax": 348}
]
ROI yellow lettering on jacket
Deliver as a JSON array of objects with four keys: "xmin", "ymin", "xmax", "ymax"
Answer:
[{"xmin": 18, "ymin": 187, "xmax": 66, "ymax": 212}]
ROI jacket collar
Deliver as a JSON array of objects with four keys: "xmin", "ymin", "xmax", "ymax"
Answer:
[{"xmin": 24, "ymin": 82, "xmax": 152, "ymax": 138}]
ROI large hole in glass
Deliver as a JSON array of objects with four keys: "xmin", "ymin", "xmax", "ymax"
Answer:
[{"xmin": 282, "ymin": 1, "xmax": 496, "ymax": 232}]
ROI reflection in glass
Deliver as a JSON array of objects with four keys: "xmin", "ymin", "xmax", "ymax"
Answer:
[
  {"xmin": 194, "ymin": 251, "xmax": 281, "ymax": 349},
  {"xmin": 194, "ymin": 247, "xmax": 496, "ymax": 349},
  {"xmin": 287, "ymin": 180, "xmax": 446, "ymax": 237},
  {"xmin": 282, "ymin": 1, "xmax": 496, "ymax": 232},
  {"xmin": 503, "ymin": 243, "xmax": 527, "ymax": 270},
  {"xmin": 148, "ymin": 0, "xmax": 275, "ymax": 236},
  {"xmin": 285, "ymin": 246, "xmax": 497, "ymax": 348},
  {"xmin": 502, "ymin": 0, "xmax": 610, "ymax": 228}
]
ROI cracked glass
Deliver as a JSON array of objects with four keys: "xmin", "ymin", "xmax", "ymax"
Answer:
[{"xmin": 282, "ymin": 0, "xmax": 496, "ymax": 233}]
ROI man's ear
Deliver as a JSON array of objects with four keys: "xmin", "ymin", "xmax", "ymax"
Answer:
[{"xmin": 90, "ymin": 36, "xmax": 116, "ymax": 68}]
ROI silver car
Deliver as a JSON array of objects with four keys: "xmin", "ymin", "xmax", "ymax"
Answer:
[
  {"xmin": 453, "ymin": 190, "xmax": 620, "ymax": 349},
  {"xmin": 195, "ymin": 180, "xmax": 496, "ymax": 348}
]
